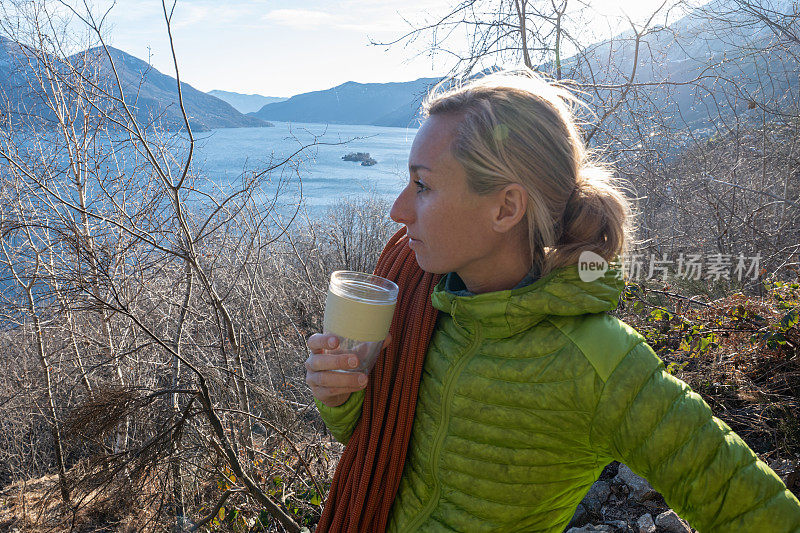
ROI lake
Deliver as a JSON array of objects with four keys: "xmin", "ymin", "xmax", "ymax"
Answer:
[
  {"xmin": 192, "ymin": 121, "xmax": 418, "ymax": 217},
  {"xmin": 0, "ymin": 121, "xmax": 417, "ymax": 304}
]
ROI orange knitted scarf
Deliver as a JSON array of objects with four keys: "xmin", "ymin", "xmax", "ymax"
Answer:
[{"xmin": 316, "ymin": 228, "xmax": 441, "ymax": 532}]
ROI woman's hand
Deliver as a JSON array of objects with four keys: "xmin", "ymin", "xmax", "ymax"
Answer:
[{"xmin": 305, "ymin": 334, "xmax": 370, "ymax": 407}]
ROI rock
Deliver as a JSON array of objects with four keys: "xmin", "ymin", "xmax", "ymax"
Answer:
[
  {"xmin": 614, "ymin": 464, "xmax": 657, "ymax": 501},
  {"xmin": 342, "ymin": 152, "xmax": 377, "ymax": 165},
  {"xmin": 342, "ymin": 151, "xmax": 370, "ymax": 162},
  {"xmin": 636, "ymin": 513, "xmax": 656, "ymax": 533},
  {"xmin": 770, "ymin": 458, "xmax": 800, "ymax": 490},
  {"xmin": 566, "ymin": 525, "xmax": 614, "ymax": 533},
  {"xmin": 607, "ymin": 519, "xmax": 630, "ymax": 531},
  {"xmin": 655, "ymin": 510, "xmax": 691, "ymax": 533},
  {"xmin": 582, "ymin": 480, "xmax": 612, "ymax": 512},
  {"xmin": 567, "ymin": 503, "xmax": 589, "ymax": 528},
  {"xmin": 641, "ymin": 499, "xmax": 664, "ymax": 511}
]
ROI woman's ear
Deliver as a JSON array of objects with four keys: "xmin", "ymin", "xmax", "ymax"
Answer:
[{"xmin": 492, "ymin": 183, "xmax": 528, "ymax": 233}]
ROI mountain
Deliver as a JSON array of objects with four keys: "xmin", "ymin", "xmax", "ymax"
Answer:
[
  {"xmin": 207, "ymin": 90, "xmax": 287, "ymax": 114},
  {"xmin": 554, "ymin": 0, "xmax": 798, "ymax": 135},
  {"xmin": 0, "ymin": 36, "xmax": 271, "ymax": 132},
  {"xmin": 249, "ymin": 0, "xmax": 796, "ymax": 133},
  {"xmin": 74, "ymin": 47, "xmax": 272, "ymax": 131},
  {"xmin": 249, "ymin": 77, "xmax": 442, "ymax": 128},
  {"xmin": 0, "ymin": 35, "xmax": 58, "ymax": 123}
]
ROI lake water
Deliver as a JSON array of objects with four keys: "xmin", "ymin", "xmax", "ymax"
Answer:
[
  {"xmin": 192, "ymin": 121, "xmax": 418, "ymax": 217},
  {"xmin": 0, "ymin": 122, "xmax": 418, "ymax": 304}
]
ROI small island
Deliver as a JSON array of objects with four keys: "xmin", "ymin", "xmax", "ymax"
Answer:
[{"xmin": 343, "ymin": 152, "xmax": 377, "ymax": 166}]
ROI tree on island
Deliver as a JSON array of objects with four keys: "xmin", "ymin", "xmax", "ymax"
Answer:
[{"xmin": 343, "ymin": 152, "xmax": 378, "ymax": 166}]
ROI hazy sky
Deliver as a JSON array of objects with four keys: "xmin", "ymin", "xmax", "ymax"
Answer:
[{"xmin": 99, "ymin": 0, "xmax": 683, "ymax": 98}]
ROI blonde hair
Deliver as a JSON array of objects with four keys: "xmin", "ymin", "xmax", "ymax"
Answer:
[{"xmin": 422, "ymin": 68, "xmax": 631, "ymax": 275}]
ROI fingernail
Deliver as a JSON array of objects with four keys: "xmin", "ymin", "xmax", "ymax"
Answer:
[
  {"xmin": 348, "ymin": 357, "xmax": 358, "ymax": 368},
  {"xmin": 328, "ymin": 337, "xmax": 337, "ymax": 348},
  {"xmin": 358, "ymin": 374, "xmax": 368, "ymax": 386}
]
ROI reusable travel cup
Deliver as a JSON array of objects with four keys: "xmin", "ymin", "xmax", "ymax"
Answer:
[{"xmin": 323, "ymin": 270, "xmax": 398, "ymax": 374}]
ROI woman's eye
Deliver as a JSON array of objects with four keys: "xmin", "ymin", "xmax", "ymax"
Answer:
[{"xmin": 414, "ymin": 180, "xmax": 428, "ymax": 193}]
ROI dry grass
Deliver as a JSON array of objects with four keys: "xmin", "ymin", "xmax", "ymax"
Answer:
[
  {"xmin": 0, "ymin": 470, "xmax": 152, "ymax": 532},
  {"xmin": 0, "ymin": 432, "xmax": 343, "ymax": 532}
]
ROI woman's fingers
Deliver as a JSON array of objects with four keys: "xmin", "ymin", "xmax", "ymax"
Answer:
[
  {"xmin": 304, "ymin": 332, "xmax": 369, "ymax": 406},
  {"xmin": 304, "ymin": 349, "xmax": 368, "ymax": 404},
  {"xmin": 305, "ymin": 352, "xmax": 359, "ymax": 372},
  {"xmin": 306, "ymin": 368, "xmax": 367, "ymax": 390},
  {"xmin": 309, "ymin": 332, "xmax": 392, "ymax": 353},
  {"xmin": 306, "ymin": 333, "xmax": 339, "ymax": 353}
]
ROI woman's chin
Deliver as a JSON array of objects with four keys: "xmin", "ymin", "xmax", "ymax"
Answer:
[
  {"xmin": 412, "ymin": 254, "xmax": 448, "ymax": 275},
  {"xmin": 410, "ymin": 251, "xmax": 428, "ymax": 271}
]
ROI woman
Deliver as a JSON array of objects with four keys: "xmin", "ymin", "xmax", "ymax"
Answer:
[{"xmin": 305, "ymin": 69, "xmax": 800, "ymax": 532}]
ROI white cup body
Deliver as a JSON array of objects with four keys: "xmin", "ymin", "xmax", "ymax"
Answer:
[{"xmin": 322, "ymin": 271, "xmax": 398, "ymax": 374}]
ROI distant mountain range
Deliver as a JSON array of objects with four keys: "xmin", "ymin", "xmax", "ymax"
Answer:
[
  {"xmin": 249, "ymin": 77, "xmax": 442, "ymax": 128},
  {"xmin": 245, "ymin": 0, "xmax": 797, "ymax": 132},
  {"xmin": 0, "ymin": 36, "xmax": 271, "ymax": 132},
  {"xmin": 207, "ymin": 90, "xmax": 287, "ymax": 114},
  {"xmin": 3, "ymin": 0, "xmax": 795, "ymax": 134},
  {"xmin": 562, "ymin": 0, "xmax": 798, "ymax": 134}
]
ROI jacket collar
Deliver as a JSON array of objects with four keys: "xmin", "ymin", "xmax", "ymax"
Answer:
[{"xmin": 430, "ymin": 265, "xmax": 624, "ymax": 339}]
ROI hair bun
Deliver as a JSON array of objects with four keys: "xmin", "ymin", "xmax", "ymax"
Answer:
[{"xmin": 553, "ymin": 169, "xmax": 629, "ymax": 267}]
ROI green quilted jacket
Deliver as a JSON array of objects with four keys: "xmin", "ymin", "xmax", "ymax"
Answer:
[{"xmin": 316, "ymin": 266, "xmax": 800, "ymax": 532}]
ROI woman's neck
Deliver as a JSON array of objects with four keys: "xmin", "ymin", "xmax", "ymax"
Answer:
[{"xmin": 458, "ymin": 238, "xmax": 533, "ymax": 294}]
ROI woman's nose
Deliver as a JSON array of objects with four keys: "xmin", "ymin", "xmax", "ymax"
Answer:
[{"xmin": 390, "ymin": 186, "xmax": 414, "ymax": 225}]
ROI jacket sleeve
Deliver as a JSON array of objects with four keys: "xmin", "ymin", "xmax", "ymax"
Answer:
[
  {"xmin": 314, "ymin": 390, "xmax": 365, "ymax": 445},
  {"xmin": 590, "ymin": 341, "xmax": 800, "ymax": 532}
]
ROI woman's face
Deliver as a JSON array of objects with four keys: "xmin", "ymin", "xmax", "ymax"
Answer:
[{"xmin": 390, "ymin": 114, "xmax": 506, "ymax": 279}]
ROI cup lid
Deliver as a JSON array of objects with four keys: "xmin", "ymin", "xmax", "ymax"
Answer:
[{"xmin": 329, "ymin": 270, "xmax": 398, "ymax": 304}]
